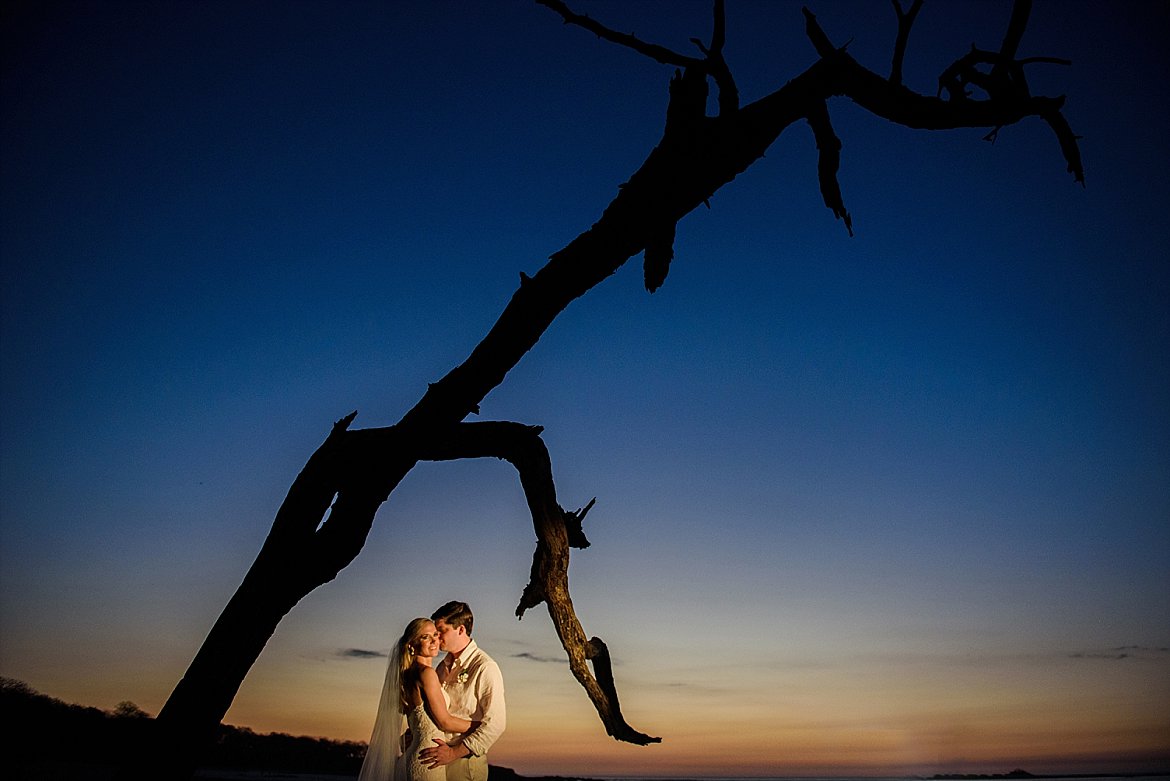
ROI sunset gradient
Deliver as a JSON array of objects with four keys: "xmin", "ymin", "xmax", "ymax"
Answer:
[{"xmin": 2, "ymin": 1, "xmax": 1167, "ymax": 777}]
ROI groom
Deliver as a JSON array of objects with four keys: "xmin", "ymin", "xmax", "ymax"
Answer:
[{"xmin": 420, "ymin": 600, "xmax": 506, "ymax": 781}]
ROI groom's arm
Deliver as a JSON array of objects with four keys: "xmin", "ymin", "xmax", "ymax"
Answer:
[{"xmin": 459, "ymin": 660, "xmax": 506, "ymax": 757}]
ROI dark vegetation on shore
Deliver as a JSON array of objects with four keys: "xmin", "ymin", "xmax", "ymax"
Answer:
[
  {"xmin": 1, "ymin": 676, "xmax": 362, "ymax": 776},
  {"xmin": 0, "ymin": 677, "xmax": 582, "ymax": 781}
]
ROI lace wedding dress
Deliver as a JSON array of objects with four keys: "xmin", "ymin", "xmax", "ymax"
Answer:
[
  {"xmin": 400, "ymin": 702, "xmax": 446, "ymax": 781},
  {"xmin": 359, "ymin": 649, "xmax": 449, "ymax": 781}
]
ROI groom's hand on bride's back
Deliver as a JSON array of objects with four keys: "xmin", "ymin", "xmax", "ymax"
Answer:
[{"xmin": 420, "ymin": 737, "xmax": 469, "ymax": 768}]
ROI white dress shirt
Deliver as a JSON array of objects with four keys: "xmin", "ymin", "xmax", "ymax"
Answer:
[{"xmin": 437, "ymin": 638, "xmax": 506, "ymax": 757}]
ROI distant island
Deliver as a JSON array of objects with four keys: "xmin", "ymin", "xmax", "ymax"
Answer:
[{"xmin": 933, "ymin": 772, "xmax": 1036, "ymax": 780}]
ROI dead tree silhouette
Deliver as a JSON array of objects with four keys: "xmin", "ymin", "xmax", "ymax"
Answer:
[{"xmin": 146, "ymin": 2, "xmax": 1084, "ymax": 777}]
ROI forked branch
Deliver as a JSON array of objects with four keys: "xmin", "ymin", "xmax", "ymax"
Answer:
[
  {"xmin": 890, "ymin": 0, "xmax": 923, "ymax": 88},
  {"xmin": 690, "ymin": 0, "xmax": 739, "ymax": 114}
]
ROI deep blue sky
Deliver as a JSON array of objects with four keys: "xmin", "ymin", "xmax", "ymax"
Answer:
[{"xmin": 2, "ymin": 1, "xmax": 1168, "ymax": 775}]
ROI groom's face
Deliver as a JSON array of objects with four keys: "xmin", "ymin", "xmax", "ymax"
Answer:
[{"xmin": 435, "ymin": 619, "xmax": 465, "ymax": 652}]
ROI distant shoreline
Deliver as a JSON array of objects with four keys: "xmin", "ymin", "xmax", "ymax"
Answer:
[
  {"xmin": 4, "ymin": 679, "xmax": 1165, "ymax": 781},
  {"xmin": 583, "ymin": 776, "xmax": 1170, "ymax": 781},
  {"xmin": 500, "ymin": 772, "xmax": 1170, "ymax": 781},
  {"xmin": 581, "ymin": 774, "xmax": 1170, "ymax": 781},
  {"xmin": 185, "ymin": 768, "xmax": 1170, "ymax": 781},
  {"xmin": 929, "ymin": 774, "xmax": 1170, "ymax": 780},
  {"xmin": 187, "ymin": 773, "xmax": 1170, "ymax": 781}
]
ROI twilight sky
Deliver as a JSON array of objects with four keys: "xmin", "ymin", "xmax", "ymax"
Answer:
[{"xmin": 2, "ymin": 0, "xmax": 1168, "ymax": 777}]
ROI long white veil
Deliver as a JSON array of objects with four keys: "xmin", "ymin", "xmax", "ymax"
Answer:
[{"xmin": 358, "ymin": 646, "xmax": 404, "ymax": 781}]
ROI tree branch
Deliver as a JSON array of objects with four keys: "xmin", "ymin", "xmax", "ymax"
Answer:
[
  {"xmin": 802, "ymin": 7, "xmax": 837, "ymax": 58},
  {"xmin": 806, "ymin": 100, "xmax": 853, "ymax": 236},
  {"xmin": 1040, "ymin": 101, "xmax": 1086, "ymax": 186},
  {"xmin": 889, "ymin": 0, "xmax": 923, "ymax": 88},
  {"xmin": 691, "ymin": 0, "xmax": 739, "ymax": 114},
  {"xmin": 643, "ymin": 219, "xmax": 676, "ymax": 293},
  {"xmin": 540, "ymin": 0, "xmax": 740, "ymax": 117},
  {"xmin": 993, "ymin": 0, "xmax": 1032, "ymax": 81},
  {"xmin": 367, "ymin": 420, "xmax": 659, "ymax": 745},
  {"xmin": 536, "ymin": 0, "xmax": 702, "ymax": 69}
]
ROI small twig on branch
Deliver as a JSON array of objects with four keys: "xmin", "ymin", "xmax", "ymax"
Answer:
[
  {"xmin": 802, "ymin": 7, "xmax": 837, "ymax": 58},
  {"xmin": 539, "ymin": 0, "xmax": 739, "ymax": 116},
  {"xmin": 536, "ymin": 0, "xmax": 701, "ymax": 69},
  {"xmin": 889, "ymin": 0, "xmax": 924, "ymax": 88},
  {"xmin": 1040, "ymin": 102, "xmax": 1085, "ymax": 185},
  {"xmin": 939, "ymin": 47, "xmax": 1069, "ymax": 102},
  {"xmin": 563, "ymin": 497, "xmax": 594, "ymax": 548}
]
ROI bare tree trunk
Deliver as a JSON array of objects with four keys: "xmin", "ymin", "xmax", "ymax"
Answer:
[{"xmin": 140, "ymin": 2, "xmax": 1083, "ymax": 777}]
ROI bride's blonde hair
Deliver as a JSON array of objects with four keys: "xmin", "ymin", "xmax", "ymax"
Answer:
[{"xmin": 396, "ymin": 617, "xmax": 433, "ymax": 710}]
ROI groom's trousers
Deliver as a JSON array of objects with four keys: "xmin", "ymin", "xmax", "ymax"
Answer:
[{"xmin": 445, "ymin": 754, "xmax": 488, "ymax": 781}]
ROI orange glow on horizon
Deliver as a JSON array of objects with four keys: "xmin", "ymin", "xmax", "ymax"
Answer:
[{"xmin": 207, "ymin": 632, "xmax": 1170, "ymax": 779}]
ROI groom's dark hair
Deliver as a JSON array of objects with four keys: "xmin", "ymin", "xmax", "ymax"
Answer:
[{"xmin": 432, "ymin": 600, "xmax": 474, "ymax": 636}]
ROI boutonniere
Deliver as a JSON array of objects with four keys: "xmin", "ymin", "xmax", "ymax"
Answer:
[{"xmin": 457, "ymin": 671, "xmax": 469, "ymax": 684}]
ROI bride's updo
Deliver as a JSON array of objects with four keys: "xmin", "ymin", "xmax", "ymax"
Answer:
[{"xmin": 396, "ymin": 617, "xmax": 433, "ymax": 709}]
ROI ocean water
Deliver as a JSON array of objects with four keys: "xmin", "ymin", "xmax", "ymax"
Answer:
[
  {"xmin": 606, "ymin": 777, "xmax": 1170, "ymax": 781},
  {"xmin": 183, "ymin": 771, "xmax": 1170, "ymax": 781}
]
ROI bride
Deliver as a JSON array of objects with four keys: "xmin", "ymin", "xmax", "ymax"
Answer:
[{"xmin": 359, "ymin": 617, "xmax": 479, "ymax": 781}]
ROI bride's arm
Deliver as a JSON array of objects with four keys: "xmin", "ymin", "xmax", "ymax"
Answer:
[{"xmin": 419, "ymin": 667, "xmax": 477, "ymax": 734}]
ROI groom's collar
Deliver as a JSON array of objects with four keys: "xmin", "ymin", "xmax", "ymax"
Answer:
[{"xmin": 448, "ymin": 638, "xmax": 478, "ymax": 666}]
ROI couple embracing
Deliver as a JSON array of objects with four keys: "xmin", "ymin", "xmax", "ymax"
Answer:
[{"xmin": 359, "ymin": 601, "xmax": 505, "ymax": 781}]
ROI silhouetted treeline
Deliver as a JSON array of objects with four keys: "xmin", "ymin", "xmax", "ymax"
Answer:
[
  {"xmin": 0, "ymin": 678, "xmax": 591, "ymax": 781},
  {"xmin": 1, "ymin": 677, "xmax": 362, "ymax": 777}
]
